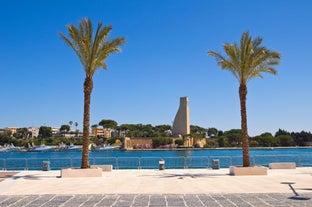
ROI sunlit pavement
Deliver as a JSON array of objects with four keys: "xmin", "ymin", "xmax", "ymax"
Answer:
[
  {"xmin": 0, "ymin": 168, "xmax": 311, "ymax": 206},
  {"xmin": 0, "ymin": 193, "xmax": 311, "ymax": 207}
]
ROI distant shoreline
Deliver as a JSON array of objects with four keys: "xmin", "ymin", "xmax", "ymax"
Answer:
[{"xmin": 123, "ymin": 146, "xmax": 312, "ymax": 151}]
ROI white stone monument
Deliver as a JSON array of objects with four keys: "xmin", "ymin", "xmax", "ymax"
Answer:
[{"xmin": 172, "ymin": 97, "xmax": 190, "ymax": 136}]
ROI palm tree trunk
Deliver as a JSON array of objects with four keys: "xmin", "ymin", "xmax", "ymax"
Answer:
[
  {"xmin": 81, "ymin": 77, "xmax": 93, "ymax": 168},
  {"xmin": 239, "ymin": 84, "xmax": 250, "ymax": 167}
]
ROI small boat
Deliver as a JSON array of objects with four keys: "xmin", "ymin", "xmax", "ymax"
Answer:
[
  {"xmin": 67, "ymin": 143, "xmax": 82, "ymax": 151},
  {"xmin": 0, "ymin": 143, "xmax": 21, "ymax": 153},
  {"xmin": 58, "ymin": 143, "xmax": 82, "ymax": 151},
  {"xmin": 28, "ymin": 144, "xmax": 56, "ymax": 152},
  {"xmin": 94, "ymin": 144, "xmax": 119, "ymax": 151}
]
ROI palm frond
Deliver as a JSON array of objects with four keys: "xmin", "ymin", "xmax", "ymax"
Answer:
[
  {"xmin": 208, "ymin": 31, "xmax": 281, "ymax": 84},
  {"xmin": 59, "ymin": 18, "xmax": 125, "ymax": 77}
]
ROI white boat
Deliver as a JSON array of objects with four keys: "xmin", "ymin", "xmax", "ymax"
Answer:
[
  {"xmin": 0, "ymin": 144, "xmax": 21, "ymax": 153},
  {"xmin": 67, "ymin": 143, "xmax": 82, "ymax": 151},
  {"xmin": 95, "ymin": 144, "xmax": 119, "ymax": 151},
  {"xmin": 28, "ymin": 144, "xmax": 56, "ymax": 152},
  {"xmin": 58, "ymin": 143, "xmax": 82, "ymax": 151}
]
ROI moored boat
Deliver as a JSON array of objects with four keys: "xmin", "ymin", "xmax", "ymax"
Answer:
[
  {"xmin": 94, "ymin": 144, "xmax": 120, "ymax": 151},
  {"xmin": 0, "ymin": 143, "xmax": 21, "ymax": 153},
  {"xmin": 28, "ymin": 144, "xmax": 56, "ymax": 152},
  {"xmin": 58, "ymin": 142, "xmax": 82, "ymax": 151}
]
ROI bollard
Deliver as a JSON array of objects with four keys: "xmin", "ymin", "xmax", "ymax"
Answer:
[
  {"xmin": 42, "ymin": 161, "xmax": 50, "ymax": 171},
  {"xmin": 159, "ymin": 159, "xmax": 165, "ymax": 170},
  {"xmin": 212, "ymin": 159, "xmax": 219, "ymax": 170}
]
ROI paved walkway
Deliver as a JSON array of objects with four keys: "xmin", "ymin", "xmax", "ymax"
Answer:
[
  {"xmin": 0, "ymin": 168, "xmax": 311, "ymax": 206},
  {"xmin": 0, "ymin": 193, "xmax": 311, "ymax": 206}
]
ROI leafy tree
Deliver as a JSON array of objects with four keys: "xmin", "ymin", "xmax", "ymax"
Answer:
[
  {"xmin": 190, "ymin": 125, "xmax": 206, "ymax": 134},
  {"xmin": 0, "ymin": 133, "xmax": 11, "ymax": 145},
  {"xmin": 190, "ymin": 125, "xmax": 207, "ymax": 139},
  {"xmin": 291, "ymin": 131, "xmax": 312, "ymax": 146},
  {"xmin": 224, "ymin": 129, "xmax": 242, "ymax": 135},
  {"xmin": 60, "ymin": 125, "xmax": 70, "ymax": 133},
  {"xmin": 74, "ymin": 122, "xmax": 79, "ymax": 136},
  {"xmin": 59, "ymin": 18, "xmax": 125, "ymax": 168},
  {"xmin": 154, "ymin": 125, "xmax": 171, "ymax": 137},
  {"xmin": 275, "ymin": 129, "xmax": 290, "ymax": 137},
  {"xmin": 217, "ymin": 136, "xmax": 229, "ymax": 147},
  {"xmin": 208, "ymin": 31, "xmax": 280, "ymax": 167},
  {"xmin": 208, "ymin": 128, "xmax": 218, "ymax": 137},
  {"xmin": 99, "ymin": 119, "xmax": 118, "ymax": 129},
  {"xmin": 154, "ymin": 125, "xmax": 171, "ymax": 132},
  {"xmin": 68, "ymin": 121, "xmax": 73, "ymax": 129},
  {"xmin": 222, "ymin": 129, "xmax": 242, "ymax": 147},
  {"xmin": 152, "ymin": 137, "xmax": 173, "ymax": 148},
  {"xmin": 39, "ymin": 126, "xmax": 52, "ymax": 138},
  {"xmin": 174, "ymin": 139, "xmax": 184, "ymax": 146},
  {"xmin": 253, "ymin": 132, "xmax": 279, "ymax": 147},
  {"xmin": 204, "ymin": 139, "xmax": 219, "ymax": 148},
  {"xmin": 277, "ymin": 135, "xmax": 294, "ymax": 146},
  {"xmin": 15, "ymin": 128, "xmax": 29, "ymax": 139}
]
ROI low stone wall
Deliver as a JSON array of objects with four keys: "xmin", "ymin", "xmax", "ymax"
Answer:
[
  {"xmin": 61, "ymin": 168, "xmax": 102, "ymax": 178},
  {"xmin": 91, "ymin": 165, "xmax": 113, "ymax": 171},
  {"xmin": 229, "ymin": 166, "xmax": 268, "ymax": 176},
  {"xmin": 269, "ymin": 162, "xmax": 296, "ymax": 169}
]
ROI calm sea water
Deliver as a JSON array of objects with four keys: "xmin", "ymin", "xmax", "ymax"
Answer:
[{"xmin": 0, "ymin": 148, "xmax": 311, "ymax": 170}]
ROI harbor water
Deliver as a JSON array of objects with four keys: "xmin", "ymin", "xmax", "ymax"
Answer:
[{"xmin": 0, "ymin": 148, "xmax": 311, "ymax": 170}]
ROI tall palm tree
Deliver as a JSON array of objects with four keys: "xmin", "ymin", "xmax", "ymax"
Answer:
[
  {"xmin": 74, "ymin": 122, "xmax": 79, "ymax": 137},
  {"xmin": 69, "ymin": 121, "xmax": 73, "ymax": 131},
  {"xmin": 59, "ymin": 18, "xmax": 125, "ymax": 168},
  {"xmin": 208, "ymin": 31, "xmax": 280, "ymax": 167}
]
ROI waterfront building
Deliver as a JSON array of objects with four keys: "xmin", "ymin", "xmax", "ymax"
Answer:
[
  {"xmin": 28, "ymin": 127, "xmax": 39, "ymax": 138},
  {"xmin": 91, "ymin": 126, "xmax": 112, "ymax": 138},
  {"xmin": 51, "ymin": 127, "xmax": 60, "ymax": 136},
  {"xmin": 5, "ymin": 127, "xmax": 18, "ymax": 136}
]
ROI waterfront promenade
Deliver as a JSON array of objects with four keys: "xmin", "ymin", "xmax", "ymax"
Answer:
[{"xmin": 0, "ymin": 168, "xmax": 311, "ymax": 206}]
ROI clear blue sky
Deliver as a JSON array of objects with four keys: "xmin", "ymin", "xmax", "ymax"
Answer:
[{"xmin": 1, "ymin": 0, "xmax": 311, "ymax": 136}]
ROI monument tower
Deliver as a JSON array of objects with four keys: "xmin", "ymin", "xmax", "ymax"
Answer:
[{"xmin": 172, "ymin": 97, "xmax": 190, "ymax": 136}]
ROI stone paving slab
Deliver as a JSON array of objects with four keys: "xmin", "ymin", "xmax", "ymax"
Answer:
[{"xmin": 0, "ymin": 194, "xmax": 311, "ymax": 207}]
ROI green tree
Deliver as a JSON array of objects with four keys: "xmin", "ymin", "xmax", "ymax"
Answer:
[
  {"xmin": 174, "ymin": 139, "xmax": 184, "ymax": 146},
  {"xmin": 277, "ymin": 135, "xmax": 294, "ymax": 146},
  {"xmin": 74, "ymin": 122, "xmax": 79, "ymax": 136},
  {"xmin": 15, "ymin": 128, "xmax": 29, "ymax": 139},
  {"xmin": 208, "ymin": 128, "xmax": 218, "ymax": 137},
  {"xmin": 59, "ymin": 18, "xmax": 125, "ymax": 168},
  {"xmin": 275, "ymin": 129, "xmax": 290, "ymax": 137},
  {"xmin": 154, "ymin": 125, "xmax": 171, "ymax": 137},
  {"xmin": 217, "ymin": 136, "xmax": 228, "ymax": 147},
  {"xmin": 223, "ymin": 129, "xmax": 242, "ymax": 147},
  {"xmin": 291, "ymin": 131, "xmax": 312, "ymax": 146},
  {"xmin": 0, "ymin": 133, "xmax": 11, "ymax": 145},
  {"xmin": 39, "ymin": 126, "xmax": 52, "ymax": 138},
  {"xmin": 204, "ymin": 139, "xmax": 219, "ymax": 148},
  {"xmin": 152, "ymin": 137, "xmax": 173, "ymax": 148},
  {"xmin": 68, "ymin": 121, "xmax": 73, "ymax": 130},
  {"xmin": 99, "ymin": 119, "xmax": 118, "ymax": 129},
  {"xmin": 253, "ymin": 132, "xmax": 279, "ymax": 147},
  {"xmin": 60, "ymin": 125, "xmax": 70, "ymax": 133},
  {"xmin": 208, "ymin": 32, "xmax": 280, "ymax": 167}
]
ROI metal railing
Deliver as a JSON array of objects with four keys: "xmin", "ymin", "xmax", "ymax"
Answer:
[{"xmin": 0, "ymin": 154, "xmax": 311, "ymax": 170}]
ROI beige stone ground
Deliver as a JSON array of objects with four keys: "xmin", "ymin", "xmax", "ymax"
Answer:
[{"xmin": 0, "ymin": 168, "xmax": 311, "ymax": 195}]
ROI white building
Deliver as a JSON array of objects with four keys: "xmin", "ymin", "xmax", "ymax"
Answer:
[
  {"xmin": 28, "ymin": 127, "xmax": 39, "ymax": 138},
  {"xmin": 52, "ymin": 127, "xmax": 60, "ymax": 135}
]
